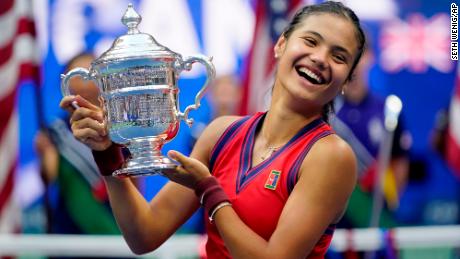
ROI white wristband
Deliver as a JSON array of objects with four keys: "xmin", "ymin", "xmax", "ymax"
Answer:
[{"xmin": 209, "ymin": 201, "xmax": 232, "ymax": 223}]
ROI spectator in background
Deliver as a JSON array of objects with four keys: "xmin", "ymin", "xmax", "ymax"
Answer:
[
  {"xmin": 190, "ymin": 75, "xmax": 242, "ymax": 151},
  {"xmin": 332, "ymin": 43, "xmax": 411, "ymax": 229},
  {"xmin": 431, "ymin": 108, "xmax": 450, "ymax": 160},
  {"xmin": 34, "ymin": 53, "xmax": 121, "ymax": 238},
  {"xmin": 209, "ymin": 75, "xmax": 242, "ymax": 118}
]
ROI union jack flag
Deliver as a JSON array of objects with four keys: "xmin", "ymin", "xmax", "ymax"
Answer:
[
  {"xmin": 239, "ymin": 0, "xmax": 304, "ymax": 115},
  {"xmin": 0, "ymin": 0, "xmax": 40, "ymax": 233},
  {"xmin": 379, "ymin": 13, "xmax": 453, "ymax": 74}
]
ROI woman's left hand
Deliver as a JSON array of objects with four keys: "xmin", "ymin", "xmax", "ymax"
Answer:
[{"xmin": 165, "ymin": 150, "xmax": 212, "ymax": 189}]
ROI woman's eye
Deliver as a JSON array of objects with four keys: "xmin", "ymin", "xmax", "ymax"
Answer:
[
  {"xmin": 333, "ymin": 54, "xmax": 347, "ymax": 64},
  {"xmin": 304, "ymin": 38, "xmax": 316, "ymax": 46}
]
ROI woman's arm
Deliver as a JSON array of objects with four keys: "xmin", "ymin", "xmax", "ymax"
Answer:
[
  {"xmin": 61, "ymin": 94, "xmax": 241, "ymax": 254},
  {"xmin": 171, "ymin": 134, "xmax": 357, "ymax": 259},
  {"xmin": 110, "ymin": 116, "xmax": 242, "ymax": 253},
  {"xmin": 102, "ymin": 176, "xmax": 198, "ymax": 253}
]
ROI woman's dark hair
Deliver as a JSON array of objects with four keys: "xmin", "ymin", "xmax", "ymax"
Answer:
[{"xmin": 282, "ymin": 1, "xmax": 366, "ymax": 122}]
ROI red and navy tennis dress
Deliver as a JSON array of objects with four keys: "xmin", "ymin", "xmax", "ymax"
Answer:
[{"xmin": 205, "ymin": 112, "xmax": 336, "ymax": 259}]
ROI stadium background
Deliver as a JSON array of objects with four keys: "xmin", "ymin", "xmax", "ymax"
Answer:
[{"xmin": 8, "ymin": 0, "xmax": 459, "ymax": 239}]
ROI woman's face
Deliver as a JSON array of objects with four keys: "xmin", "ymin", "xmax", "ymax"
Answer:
[{"xmin": 274, "ymin": 13, "xmax": 359, "ymax": 109}]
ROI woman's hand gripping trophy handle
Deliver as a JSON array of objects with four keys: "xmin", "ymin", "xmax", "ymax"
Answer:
[{"xmin": 60, "ymin": 95, "xmax": 112, "ymax": 151}]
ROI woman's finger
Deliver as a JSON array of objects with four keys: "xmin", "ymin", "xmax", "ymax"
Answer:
[
  {"xmin": 60, "ymin": 95, "xmax": 78, "ymax": 113},
  {"xmin": 73, "ymin": 95, "xmax": 100, "ymax": 110},
  {"xmin": 70, "ymin": 107, "xmax": 104, "ymax": 124},
  {"xmin": 72, "ymin": 117, "xmax": 107, "ymax": 136},
  {"xmin": 168, "ymin": 150, "xmax": 195, "ymax": 168},
  {"xmin": 168, "ymin": 150, "xmax": 184, "ymax": 162},
  {"xmin": 73, "ymin": 126, "xmax": 105, "ymax": 142},
  {"xmin": 168, "ymin": 150, "xmax": 210, "ymax": 175}
]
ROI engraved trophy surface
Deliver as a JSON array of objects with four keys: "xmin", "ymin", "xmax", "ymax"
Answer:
[{"xmin": 61, "ymin": 4, "xmax": 215, "ymax": 177}]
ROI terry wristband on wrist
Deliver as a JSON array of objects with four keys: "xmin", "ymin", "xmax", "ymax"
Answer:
[
  {"xmin": 194, "ymin": 176, "xmax": 230, "ymax": 222},
  {"xmin": 92, "ymin": 143, "xmax": 125, "ymax": 176}
]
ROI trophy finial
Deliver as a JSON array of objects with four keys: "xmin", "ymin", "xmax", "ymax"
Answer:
[{"xmin": 122, "ymin": 3, "xmax": 141, "ymax": 34}]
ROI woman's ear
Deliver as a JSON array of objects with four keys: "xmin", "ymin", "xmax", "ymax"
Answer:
[{"xmin": 274, "ymin": 35, "xmax": 286, "ymax": 58}]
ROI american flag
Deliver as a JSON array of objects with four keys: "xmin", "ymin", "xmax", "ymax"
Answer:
[
  {"xmin": 239, "ymin": 0, "xmax": 304, "ymax": 115},
  {"xmin": 379, "ymin": 13, "xmax": 452, "ymax": 74},
  {"xmin": 0, "ymin": 0, "xmax": 39, "ymax": 233},
  {"xmin": 446, "ymin": 63, "xmax": 460, "ymax": 177}
]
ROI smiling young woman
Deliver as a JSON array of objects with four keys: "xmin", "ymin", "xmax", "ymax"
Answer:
[
  {"xmin": 273, "ymin": 14, "xmax": 358, "ymax": 106},
  {"xmin": 60, "ymin": 2, "xmax": 366, "ymax": 258}
]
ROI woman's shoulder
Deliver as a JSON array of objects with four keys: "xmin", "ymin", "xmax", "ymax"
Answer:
[
  {"xmin": 205, "ymin": 115, "xmax": 244, "ymax": 140},
  {"xmin": 300, "ymin": 133, "xmax": 357, "ymax": 180},
  {"xmin": 315, "ymin": 133, "xmax": 352, "ymax": 152},
  {"xmin": 295, "ymin": 133, "xmax": 358, "ymax": 225},
  {"xmin": 314, "ymin": 134, "xmax": 355, "ymax": 165},
  {"xmin": 191, "ymin": 115, "xmax": 244, "ymax": 162}
]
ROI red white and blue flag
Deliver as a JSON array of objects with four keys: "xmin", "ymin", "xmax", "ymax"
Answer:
[
  {"xmin": 0, "ymin": 0, "xmax": 39, "ymax": 233},
  {"xmin": 239, "ymin": 0, "xmax": 304, "ymax": 115},
  {"xmin": 380, "ymin": 13, "xmax": 452, "ymax": 74}
]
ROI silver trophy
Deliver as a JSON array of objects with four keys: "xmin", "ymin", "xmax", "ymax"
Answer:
[{"xmin": 61, "ymin": 4, "xmax": 215, "ymax": 177}]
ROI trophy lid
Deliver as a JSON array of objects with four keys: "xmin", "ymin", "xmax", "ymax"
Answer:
[{"xmin": 94, "ymin": 3, "xmax": 179, "ymax": 65}]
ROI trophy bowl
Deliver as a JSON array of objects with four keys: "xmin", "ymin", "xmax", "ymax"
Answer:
[{"xmin": 61, "ymin": 4, "xmax": 215, "ymax": 177}]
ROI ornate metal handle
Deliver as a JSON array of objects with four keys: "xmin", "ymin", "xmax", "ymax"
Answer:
[
  {"xmin": 60, "ymin": 68, "xmax": 99, "ymax": 108},
  {"xmin": 176, "ymin": 55, "xmax": 215, "ymax": 127}
]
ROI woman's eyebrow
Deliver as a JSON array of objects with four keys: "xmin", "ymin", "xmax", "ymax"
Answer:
[
  {"xmin": 303, "ymin": 30, "xmax": 323, "ymax": 40},
  {"xmin": 303, "ymin": 30, "xmax": 353, "ymax": 58}
]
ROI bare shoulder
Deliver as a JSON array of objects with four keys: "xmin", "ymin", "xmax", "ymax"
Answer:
[
  {"xmin": 202, "ymin": 115, "xmax": 242, "ymax": 142},
  {"xmin": 300, "ymin": 134, "xmax": 357, "ymax": 187},
  {"xmin": 310, "ymin": 134, "xmax": 356, "ymax": 169},
  {"xmin": 190, "ymin": 115, "xmax": 242, "ymax": 164}
]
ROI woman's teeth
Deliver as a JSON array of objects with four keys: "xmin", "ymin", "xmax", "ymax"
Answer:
[{"xmin": 298, "ymin": 67, "xmax": 322, "ymax": 84}]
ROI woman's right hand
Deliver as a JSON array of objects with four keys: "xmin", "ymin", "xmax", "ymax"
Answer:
[{"xmin": 60, "ymin": 95, "xmax": 112, "ymax": 151}]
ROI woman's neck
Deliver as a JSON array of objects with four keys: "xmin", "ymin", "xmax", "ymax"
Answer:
[
  {"xmin": 259, "ymin": 80, "xmax": 324, "ymax": 146},
  {"xmin": 260, "ymin": 100, "xmax": 321, "ymax": 147}
]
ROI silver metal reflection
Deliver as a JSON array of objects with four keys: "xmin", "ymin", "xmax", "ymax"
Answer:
[{"xmin": 61, "ymin": 3, "xmax": 215, "ymax": 177}]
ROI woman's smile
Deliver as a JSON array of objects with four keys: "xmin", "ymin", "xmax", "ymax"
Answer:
[{"xmin": 296, "ymin": 65, "xmax": 326, "ymax": 85}]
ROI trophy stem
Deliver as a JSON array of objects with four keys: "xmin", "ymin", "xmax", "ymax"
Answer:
[{"xmin": 113, "ymin": 137, "xmax": 177, "ymax": 177}]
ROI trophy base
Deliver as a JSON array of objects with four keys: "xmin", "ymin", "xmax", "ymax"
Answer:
[{"xmin": 112, "ymin": 156, "xmax": 177, "ymax": 178}]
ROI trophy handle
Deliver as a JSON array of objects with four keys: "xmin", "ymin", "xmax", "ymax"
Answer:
[
  {"xmin": 177, "ymin": 55, "xmax": 215, "ymax": 127},
  {"xmin": 60, "ymin": 68, "xmax": 99, "ymax": 108}
]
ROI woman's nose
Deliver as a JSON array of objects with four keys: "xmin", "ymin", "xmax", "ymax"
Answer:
[{"xmin": 309, "ymin": 47, "xmax": 328, "ymax": 69}]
